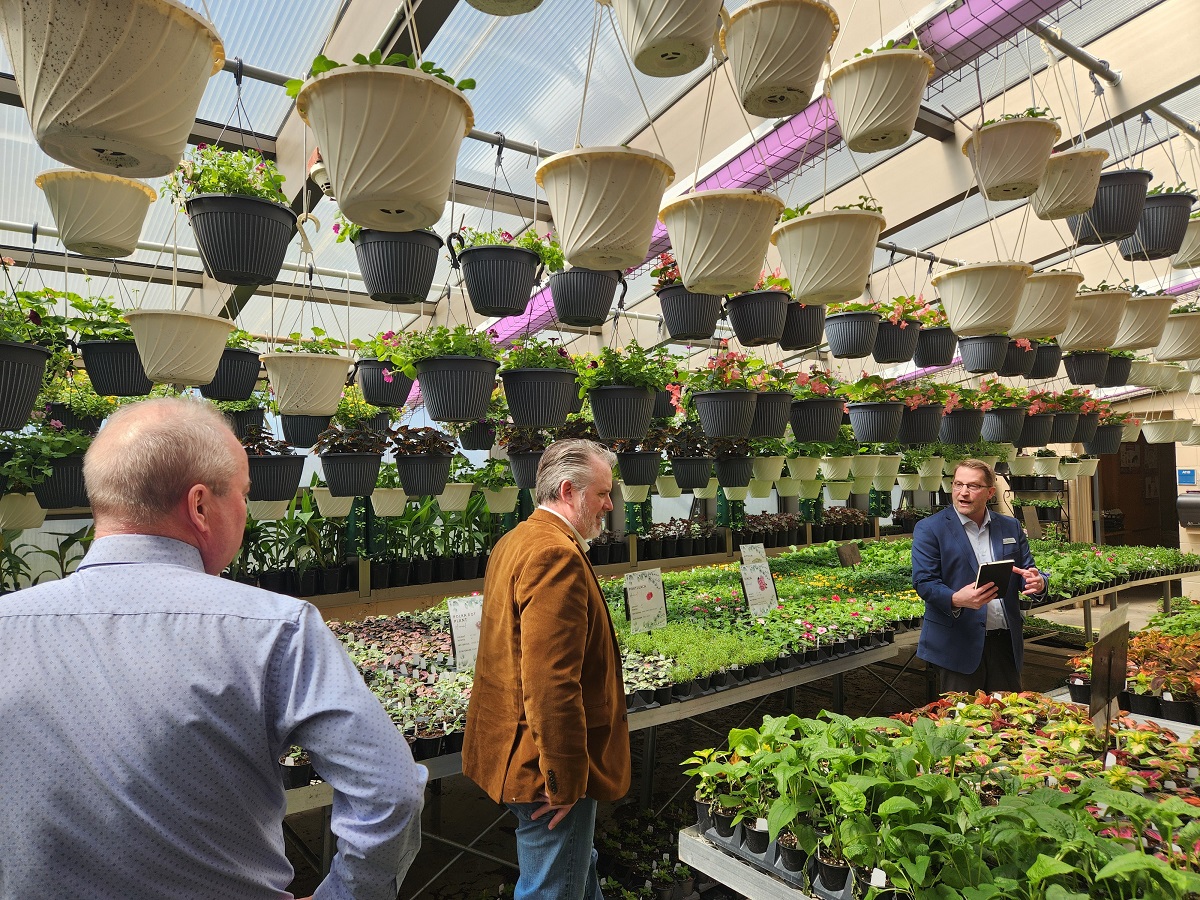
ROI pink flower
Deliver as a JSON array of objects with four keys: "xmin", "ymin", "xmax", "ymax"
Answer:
[
  {"xmin": 332, "ymin": 223, "xmax": 341, "ymax": 234},
  {"xmin": 49, "ymin": 419, "xmax": 63, "ymax": 430},
  {"xmin": 382, "ymin": 367, "xmax": 394, "ymax": 384}
]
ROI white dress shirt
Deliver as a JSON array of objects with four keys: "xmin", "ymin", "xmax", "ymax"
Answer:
[{"xmin": 954, "ymin": 508, "xmax": 1010, "ymax": 631}]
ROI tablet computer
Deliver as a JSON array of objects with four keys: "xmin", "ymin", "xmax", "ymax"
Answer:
[{"xmin": 976, "ymin": 559, "xmax": 1015, "ymax": 595}]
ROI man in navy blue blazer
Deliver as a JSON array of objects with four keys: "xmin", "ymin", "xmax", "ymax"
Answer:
[{"xmin": 912, "ymin": 458, "xmax": 1047, "ymax": 693}]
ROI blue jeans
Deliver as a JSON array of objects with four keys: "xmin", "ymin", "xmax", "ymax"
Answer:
[{"xmin": 505, "ymin": 797, "xmax": 604, "ymax": 900}]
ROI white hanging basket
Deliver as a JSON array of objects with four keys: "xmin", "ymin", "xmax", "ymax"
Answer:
[
  {"xmin": 1029, "ymin": 147, "xmax": 1108, "ymax": 220},
  {"xmin": 296, "ymin": 65, "xmax": 474, "ymax": 231},
  {"xmin": 1171, "ymin": 219, "xmax": 1200, "ymax": 270},
  {"xmin": 1110, "ymin": 294, "xmax": 1175, "ymax": 351},
  {"xmin": 611, "ymin": 0, "xmax": 725, "ymax": 77},
  {"xmin": 1009, "ymin": 270, "xmax": 1082, "ymax": 339},
  {"xmin": 370, "ymin": 488, "xmax": 410, "ymax": 517},
  {"xmin": 798, "ymin": 478, "xmax": 823, "ymax": 499},
  {"xmin": 942, "ymin": 457, "xmax": 961, "ymax": 476},
  {"xmin": 1058, "ymin": 461, "xmax": 1082, "ymax": 480},
  {"xmin": 1127, "ymin": 360, "xmax": 1156, "ymax": 386},
  {"xmin": 1184, "ymin": 424, "xmax": 1200, "ymax": 446},
  {"xmin": 0, "ymin": 0, "xmax": 223, "ymax": 176},
  {"xmin": 786, "ymin": 457, "xmax": 820, "ymax": 480},
  {"xmin": 1057, "ymin": 290, "xmax": 1130, "ymax": 352},
  {"xmin": 1187, "ymin": 359, "xmax": 1200, "ymax": 373},
  {"xmin": 0, "ymin": 492, "xmax": 46, "ymax": 530},
  {"xmin": 1170, "ymin": 418, "xmax": 1192, "ymax": 442},
  {"xmin": 248, "ymin": 499, "xmax": 290, "ymax": 520},
  {"xmin": 1141, "ymin": 420, "xmax": 1177, "ymax": 444},
  {"xmin": 1154, "ymin": 313, "xmax": 1200, "ymax": 362},
  {"xmin": 619, "ymin": 482, "xmax": 651, "ymax": 504},
  {"xmin": 1077, "ymin": 458, "xmax": 1099, "ymax": 477},
  {"xmin": 962, "ymin": 118, "xmax": 1061, "ymax": 201},
  {"xmin": 656, "ymin": 474, "xmax": 683, "ymax": 498},
  {"xmin": 1190, "ymin": 374, "xmax": 1200, "ymax": 395},
  {"xmin": 919, "ymin": 474, "xmax": 942, "ymax": 491},
  {"xmin": 819, "ymin": 455, "xmax": 852, "ymax": 481},
  {"xmin": 482, "ymin": 485, "xmax": 521, "ymax": 513},
  {"xmin": 940, "ymin": 476, "xmax": 955, "ymax": 493},
  {"xmin": 693, "ymin": 479, "xmax": 719, "ymax": 499},
  {"xmin": 436, "ymin": 482, "xmax": 475, "ymax": 511},
  {"xmin": 824, "ymin": 480, "xmax": 853, "ymax": 501},
  {"xmin": 720, "ymin": 0, "xmax": 837, "ymax": 117},
  {"xmin": 464, "ymin": 0, "xmax": 544, "ymax": 14},
  {"xmin": 36, "ymin": 169, "xmax": 156, "ymax": 257},
  {"xmin": 311, "ymin": 487, "xmax": 354, "ymax": 518},
  {"xmin": 828, "ymin": 48, "xmax": 934, "ymax": 153},
  {"xmin": 724, "ymin": 485, "xmax": 750, "ymax": 501},
  {"xmin": 751, "ymin": 455, "xmax": 786, "ymax": 481},
  {"xmin": 124, "ymin": 309, "xmax": 233, "ymax": 386},
  {"xmin": 929, "ymin": 261, "xmax": 1032, "ymax": 337},
  {"xmin": 748, "ymin": 478, "xmax": 774, "ymax": 498},
  {"xmin": 1007, "ymin": 456, "xmax": 1036, "ymax": 476},
  {"xmin": 872, "ymin": 474, "xmax": 896, "ymax": 491},
  {"xmin": 917, "ymin": 456, "xmax": 944, "ymax": 478},
  {"xmin": 775, "ymin": 476, "xmax": 801, "ymax": 497},
  {"xmin": 1171, "ymin": 369, "xmax": 1193, "ymax": 393},
  {"xmin": 896, "ymin": 473, "xmax": 921, "ymax": 491},
  {"xmin": 1121, "ymin": 422, "xmax": 1142, "ymax": 442},
  {"xmin": 876, "ymin": 455, "xmax": 903, "ymax": 480},
  {"xmin": 849, "ymin": 453, "xmax": 882, "ymax": 478},
  {"xmin": 851, "ymin": 475, "xmax": 874, "ymax": 494},
  {"xmin": 771, "ymin": 209, "xmax": 886, "ymax": 305},
  {"xmin": 262, "ymin": 353, "xmax": 353, "ymax": 416},
  {"xmin": 536, "ymin": 146, "xmax": 674, "ymax": 270},
  {"xmin": 659, "ymin": 189, "xmax": 784, "ymax": 294}
]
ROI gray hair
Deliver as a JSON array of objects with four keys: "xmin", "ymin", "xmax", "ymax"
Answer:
[
  {"xmin": 84, "ymin": 397, "xmax": 242, "ymax": 526},
  {"xmin": 534, "ymin": 439, "xmax": 616, "ymax": 505},
  {"xmin": 954, "ymin": 458, "xmax": 996, "ymax": 488}
]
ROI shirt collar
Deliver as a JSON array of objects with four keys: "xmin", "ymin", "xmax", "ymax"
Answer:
[
  {"xmin": 76, "ymin": 534, "xmax": 206, "ymax": 572},
  {"xmin": 537, "ymin": 505, "xmax": 590, "ymax": 551},
  {"xmin": 954, "ymin": 507, "xmax": 991, "ymax": 530}
]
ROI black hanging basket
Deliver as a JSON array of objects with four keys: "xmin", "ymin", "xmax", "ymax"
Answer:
[
  {"xmin": 748, "ymin": 391, "xmax": 792, "ymax": 439},
  {"xmin": 1017, "ymin": 413, "xmax": 1055, "ymax": 448},
  {"xmin": 1084, "ymin": 423, "xmax": 1123, "ymax": 455},
  {"xmin": 692, "ymin": 390, "xmax": 758, "ymax": 439},
  {"xmin": 1067, "ymin": 169, "xmax": 1152, "ymax": 245},
  {"xmin": 549, "ymin": 268, "xmax": 624, "ymax": 327},
  {"xmin": 224, "ymin": 407, "xmax": 264, "ymax": 441},
  {"xmin": 247, "ymin": 454, "xmax": 305, "ymax": 502},
  {"xmin": 939, "ymin": 409, "xmax": 984, "ymax": 444},
  {"xmin": 0, "ymin": 341, "xmax": 50, "ymax": 431},
  {"xmin": 997, "ymin": 340, "xmax": 1037, "ymax": 377},
  {"xmin": 1118, "ymin": 192, "xmax": 1195, "ymax": 261},
  {"xmin": 1063, "ymin": 351, "xmax": 1110, "ymax": 386},
  {"xmin": 672, "ymin": 456, "xmax": 714, "ymax": 489},
  {"xmin": 448, "ymin": 235, "xmax": 542, "ymax": 318},
  {"xmin": 414, "ymin": 356, "xmax": 500, "ymax": 423},
  {"xmin": 508, "ymin": 451, "xmax": 544, "ymax": 490},
  {"xmin": 1100, "ymin": 354, "xmax": 1132, "ymax": 388},
  {"xmin": 714, "ymin": 456, "xmax": 754, "ymax": 487},
  {"xmin": 1048, "ymin": 412, "xmax": 1080, "ymax": 444},
  {"xmin": 912, "ymin": 326, "xmax": 957, "ymax": 368},
  {"xmin": 79, "ymin": 340, "xmax": 152, "ymax": 397},
  {"xmin": 199, "ymin": 347, "xmax": 261, "ymax": 402},
  {"xmin": 356, "ymin": 359, "xmax": 415, "ymax": 408},
  {"xmin": 790, "ymin": 398, "xmax": 845, "ymax": 444},
  {"xmin": 1073, "ymin": 412, "xmax": 1101, "ymax": 443},
  {"xmin": 501, "ymin": 367, "xmax": 577, "ymax": 428},
  {"xmin": 981, "ymin": 407, "xmax": 1028, "ymax": 444},
  {"xmin": 1027, "ymin": 342, "xmax": 1062, "ymax": 380},
  {"xmin": 847, "ymin": 402, "xmax": 904, "ymax": 442},
  {"xmin": 657, "ymin": 285, "xmax": 724, "ymax": 341},
  {"xmin": 871, "ymin": 319, "xmax": 921, "ymax": 364},
  {"xmin": 588, "ymin": 385, "xmax": 654, "ymax": 441},
  {"xmin": 617, "ymin": 451, "xmax": 661, "ymax": 486},
  {"xmin": 897, "ymin": 403, "xmax": 944, "ymax": 444},
  {"xmin": 186, "ymin": 193, "xmax": 298, "ymax": 286},
  {"xmin": 779, "ymin": 301, "xmax": 826, "ymax": 351},
  {"xmin": 281, "ymin": 414, "xmax": 332, "ymax": 447},
  {"xmin": 458, "ymin": 421, "xmax": 496, "ymax": 451},
  {"xmin": 354, "ymin": 229, "xmax": 442, "ymax": 304},
  {"xmin": 32, "ymin": 454, "xmax": 88, "ymax": 508},
  {"xmin": 726, "ymin": 290, "xmax": 789, "ymax": 346},
  {"xmin": 825, "ymin": 311, "xmax": 881, "ymax": 359},
  {"xmin": 46, "ymin": 402, "xmax": 103, "ymax": 435},
  {"xmin": 322, "ymin": 452, "xmax": 383, "ymax": 497},
  {"xmin": 394, "ymin": 453, "xmax": 452, "ymax": 497},
  {"xmin": 958, "ymin": 334, "xmax": 1009, "ymax": 374},
  {"xmin": 652, "ymin": 390, "xmax": 676, "ymax": 419}
]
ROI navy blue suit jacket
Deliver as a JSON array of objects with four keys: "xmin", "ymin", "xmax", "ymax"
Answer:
[{"xmin": 911, "ymin": 506, "xmax": 1045, "ymax": 675}]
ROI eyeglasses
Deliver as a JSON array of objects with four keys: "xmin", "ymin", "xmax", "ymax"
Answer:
[{"xmin": 952, "ymin": 481, "xmax": 989, "ymax": 493}]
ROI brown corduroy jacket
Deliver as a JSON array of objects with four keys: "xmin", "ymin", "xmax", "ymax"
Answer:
[{"xmin": 462, "ymin": 510, "xmax": 630, "ymax": 806}]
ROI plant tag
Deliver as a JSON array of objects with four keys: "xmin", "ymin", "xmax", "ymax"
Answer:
[
  {"xmin": 1046, "ymin": 775, "xmax": 1058, "ymax": 787},
  {"xmin": 397, "ymin": 664, "xmax": 409, "ymax": 677},
  {"xmin": 1188, "ymin": 766, "xmax": 1198, "ymax": 780},
  {"xmin": 871, "ymin": 868, "xmax": 887, "ymax": 888},
  {"xmin": 1163, "ymin": 691, "xmax": 1174, "ymax": 702},
  {"xmin": 624, "ymin": 569, "xmax": 668, "ymax": 634},
  {"xmin": 739, "ymin": 561, "xmax": 778, "ymax": 617},
  {"xmin": 1105, "ymin": 752, "xmax": 1117, "ymax": 768},
  {"xmin": 740, "ymin": 542, "xmax": 768, "ymax": 564},
  {"xmin": 755, "ymin": 817, "xmax": 768, "ymax": 832},
  {"xmin": 1165, "ymin": 780, "xmax": 1177, "ymax": 790},
  {"xmin": 446, "ymin": 595, "xmax": 485, "ymax": 670}
]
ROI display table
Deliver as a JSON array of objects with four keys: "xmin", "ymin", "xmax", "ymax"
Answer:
[{"xmin": 679, "ymin": 825, "xmax": 817, "ymax": 899}]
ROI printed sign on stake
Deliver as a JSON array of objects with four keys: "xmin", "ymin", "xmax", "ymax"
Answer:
[
  {"xmin": 740, "ymin": 561, "xmax": 778, "ymax": 617},
  {"xmin": 739, "ymin": 542, "xmax": 768, "ymax": 564},
  {"xmin": 447, "ymin": 595, "xmax": 484, "ymax": 670},
  {"xmin": 624, "ymin": 568, "xmax": 667, "ymax": 634}
]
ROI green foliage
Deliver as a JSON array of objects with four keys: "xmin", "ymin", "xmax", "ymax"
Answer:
[
  {"xmin": 981, "ymin": 107, "xmax": 1058, "ymax": 127},
  {"xmin": 393, "ymin": 325, "xmax": 501, "ymax": 378},
  {"xmin": 455, "ymin": 226, "xmax": 564, "ymax": 273},
  {"xmin": 0, "ymin": 424, "xmax": 93, "ymax": 487},
  {"xmin": 36, "ymin": 372, "xmax": 122, "ymax": 420},
  {"xmin": 576, "ymin": 340, "xmax": 679, "ymax": 394},
  {"xmin": 225, "ymin": 328, "xmax": 256, "ymax": 350},
  {"xmin": 274, "ymin": 326, "xmax": 346, "ymax": 355},
  {"xmin": 284, "ymin": 50, "xmax": 476, "ymax": 97},
  {"xmin": 64, "ymin": 293, "xmax": 134, "ymax": 342},
  {"xmin": 500, "ymin": 335, "xmax": 575, "ymax": 372},
  {"xmin": 853, "ymin": 36, "xmax": 921, "ymax": 58},
  {"xmin": 160, "ymin": 145, "xmax": 286, "ymax": 204}
]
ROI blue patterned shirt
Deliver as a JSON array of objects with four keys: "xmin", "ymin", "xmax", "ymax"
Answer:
[{"xmin": 0, "ymin": 535, "xmax": 426, "ymax": 900}]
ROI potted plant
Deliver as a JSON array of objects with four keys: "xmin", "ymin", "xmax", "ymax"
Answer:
[
  {"xmin": 779, "ymin": 288, "xmax": 827, "ymax": 352},
  {"xmin": 995, "ymin": 335, "xmax": 1037, "ymax": 377},
  {"xmin": 1010, "ymin": 270, "xmax": 1083, "ymax": 339},
  {"xmin": 1119, "ymin": 182, "xmax": 1197, "ymax": 261},
  {"xmin": 651, "ymin": 251, "xmax": 723, "ymax": 341},
  {"xmin": 872, "ymin": 294, "xmax": 924, "ymax": 364},
  {"xmin": 333, "ymin": 385, "xmax": 389, "ymax": 434},
  {"xmin": 610, "ymin": 428, "xmax": 667, "ymax": 487},
  {"xmin": 938, "ymin": 388, "xmax": 986, "ymax": 444},
  {"xmin": 828, "ymin": 38, "xmax": 934, "ymax": 152},
  {"xmin": 1154, "ymin": 299, "xmax": 1200, "ymax": 362},
  {"xmin": 895, "ymin": 381, "xmax": 947, "ymax": 445},
  {"xmin": 746, "ymin": 363, "xmax": 794, "ymax": 439},
  {"xmin": 36, "ymin": 168, "xmax": 158, "ymax": 258},
  {"xmin": 434, "ymin": 454, "xmax": 477, "ymax": 512},
  {"xmin": 961, "ymin": 107, "xmax": 1060, "ymax": 200},
  {"xmin": 725, "ymin": 273, "xmax": 789, "ymax": 347},
  {"xmin": 662, "ymin": 422, "xmax": 713, "ymax": 490},
  {"xmin": 242, "ymin": 428, "xmax": 305, "ymax": 503},
  {"xmin": 1018, "ymin": 391, "xmax": 1058, "ymax": 448},
  {"xmin": 446, "ymin": 225, "xmax": 564, "ymax": 318},
  {"xmin": 771, "ymin": 197, "xmax": 886, "ymax": 304},
  {"xmin": 499, "ymin": 335, "xmax": 577, "ymax": 427},
  {"xmin": 263, "ymin": 327, "xmax": 353, "ymax": 420},
  {"xmin": 911, "ymin": 301, "xmax": 957, "ymax": 367},
  {"xmin": 684, "ymin": 345, "xmax": 761, "ymax": 438},
  {"xmin": 1068, "ymin": 167, "xmax": 1153, "ymax": 244},
  {"xmin": 124, "ymin": 305, "xmax": 235, "ymax": 387},
  {"xmin": 824, "ymin": 298, "xmax": 881, "ymax": 358},
  {"xmin": 199, "ymin": 328, "xmax": 262, "ymax": 402},
  {"xmin": 1058, "ymin": 281, "xmax": 1131, "ymax": 352},
  {"xmin": 395, "ymin": 325, "xmax": 501, "ymax": 423},
  {"xmin": 548, "ymin": 267, "xmax": 627, "ymax": 327},
  {"xmin": 66, "ymin": 293, "xmax": 152, "ymax": 397},
  {"xmin": 977, "ymin": 379, "xmax": 1029, "ymax": 443},
  {"xmin": 0, "ymin": 283, "xmax": 67, "ymax": 429},
  {"xmin": 1054, "ymin": 388, "xmax": 1101, "ymax": 443},
  {"xmin": 575, "ymin": 340, "xmax": 676, "ymax": 441},
  {"xmin": 841, "ymin": 375, "xmax": 905, "ymax": 443},
  {"xmin": 388, "ymin": 426, "xmax": 455, "ymax": 497},
  {"xmin": 368, "ymin": 463, "xmax": 409, "ymax": 517},
  {"xmin": 749, "ymin": 436, "xmax": 788, "ymax": 483},
  {"xmin": 1062, "ymin": 349, "xmax": 1110, "ymax": 386},
  {"xmin": 1111, "ymin": 288, "xmax": 1174, "ymax": 352},
  {"xmin": 332, "ymin": 210, "xmax": 441, "ymax": 305},
  {"xmin": 1029, "ymin": 145, "xmax": 1108, "ymax": 220},
  {"xmin": 1027, "ymin": 337, "xmax": 1062, "ymax": 380},
  {"xmin": 789, "ymin": 366, "xmax": 843, "ymax": 443},
  {"xmin": 471, "ymin": 458, "xmax": 520, "ymax": 514},
  {"xmin": 712, "ymin": 437, "xmax": 753, "ymax": 488},
  {"xmin": 36, "ymin": 371, "xmax": 120, "ymax": 436},
  {"xmin": 1032, "ymin": 448, "xmax": 1060, "ymax": 477},
  {"xmin": 929, "ymin": 260, "xmax": 1032, "ymax": 337},
  {"xmin": 1173, "ymin": 208, "xmax": 1200, "ymax": 269},
  {"xmin": 1, "ymin": 422, "xmax": 93, "ymax": 509},
  {"xmin": 350, "ymin": 330, "xmax": 415, "ymax": 409},
  {"xmin": 315, "ymin": 423, "xmax": 387, "ymax": 497},
  {"xmin": 451, "ymin": 389, "xmax": 506, "ymax": 451},
  {"xmin": 957, "ymin": 332, "xmax": 1010, "ymax": 374},
  {"xmin": 1085, "ymin": 407, "xmax": 1129, "ymax": 455}
]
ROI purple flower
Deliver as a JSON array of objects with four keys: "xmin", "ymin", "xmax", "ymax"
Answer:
[
  {"xmin": 382, "ymin": 367, "xmax": 394, "ymax": 384},
  {"xmin": 27, "ymin": 310, "xmax": 41, "ymax": 326},
  {"xmin": 332, "ymin": 223, "xmax": 341, "ymax": 234}
]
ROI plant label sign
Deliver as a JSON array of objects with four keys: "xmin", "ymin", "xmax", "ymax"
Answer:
[
  {"xmin": 740, "ymin": 542, "xmax": 768, "ymax": 564},
  {"xmin": 740, "ymin": 561, "xmax": 778, "ymax": 617},
  {"xmin": 447, "ymin": 595, "xmax": 485, "ymax": 670},
  {"xmin": 624, "ymin": 568, "xmax": 667, "ymax": 634},
  {"xmin": 1090, "ymin": 604, "xmax": 1129, "ymax": 738}
]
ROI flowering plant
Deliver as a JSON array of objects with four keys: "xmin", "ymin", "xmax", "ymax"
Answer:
[
  {"xmin": 332, "ymin": 209, "xmax": 362, "ymax": 244},
  {"xmin": 877, "ymin": 294, "xmax": 925, "ymax": 325},
  {"xmin": 913, "ymin": 301, "xmax": 949, "ymax": 328},
  {"xmin": 1097, "ymin": 405, "xmax": 1135, "ymax": 426},
  {"xmin": 686, "ymin": 345, "xmax": 766, "ymax": 392},
  {"xmin": 500, "ymin": 335, "xmax": 575, "ymax": 372},
  {"xmin": 753, "ymin": 268, "xmax": 792, "ymax": 294},
  {"xmin": 895, "ymin": 379, "xmax": 948, "ymax": 409},
  {"xmin": 575, "ymin": 340, "xmax": 678, "ymax": 393},
  {"xmin": 791, "ymin": 366, "xmax": 840, "ymax": 400},
  {"xmin": 826, "ymin": 299, "xmax": 881, "ymax": 316},
  {"xmin": 455, "ymin": 226, "xmax": 564, "ymax": 272},
  {"xmin": 975, "ymin": 378, "xmax": 1028, "ymax": 408},
  {"xmin": 333, "ymin": 385, "xmax": 384, "ymax": 429},
  {"xmin": 35, "ymin": 371, "xmax": 122, "ymax": 421},
  {"xmin": 650, "ymin": 251, "xmax": 681, "ymax": 292},
  {"xmin": 941, "ymin": 387, "xmax": 988, "ymax": 413},
  {"xmin": 393, "ymin": 325, "xmax": 501, "ymax": 377},
  {"xmin": 352, "ymin": 330, "xmax": 404, "ymax": 365},
  {"xmin": 1052, "ymin": 388, "xmax": 1099, "ymax": 414},
  {"xmin": 160, "ymin": 145, "xmax": 286, "ymax": 204},
  {"xmin": 840, "ymin": 374, "xmax": 906, "ymax": 403}
]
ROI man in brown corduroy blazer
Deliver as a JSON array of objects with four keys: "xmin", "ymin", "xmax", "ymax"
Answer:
[{"xmin": 463, "ymin": 439, "xmax": 629, "ymax": 900}]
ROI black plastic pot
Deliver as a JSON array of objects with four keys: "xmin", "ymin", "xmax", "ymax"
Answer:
[
  {"xmin": 414, "ymin": 356, "xmax": 500, "ymax": 423},
  {"xmin": 1073, "ymin": 412, "xmax": 1100, "ymax": 443},
  {"xmin": 778, "ymin": 301, "xmax": 826, "ymax": 351},
  {"xmin": 356, "ymin": 359, "xmax": 415, "ymax": 408},
  {"xmin": 1099, "ymin": 354, "xmax": 1132, "ymax": 388},
  {"xmin": 354, "ymin": 229, "xmax": 442, "ymax": 304},
  {"xmin": 1084, "ymin": 423, "xmax": 1123, "ymax": 455},
  {"xmin": 280, "ymin": 759, "xmax": 314, "ymax": 790},
  {"xmin": 712, "ymin": 811, "xmax": 736, "ymax": 838},
  {"xmin": 817, "ymin": 858, "xmax": 852, "ymax": 892},
  {"xmin": 871, "ymin": 318, "xmax": 921, "ymax": 364},
  {"xmin": 726, "ymin": 290, "xmax": 788, "ymax": 346},
  {"xmin": 912, "ymin": 326, "xmax": 956, "ymax": 368},
  {"xmin": 79, "ymin": 340, "xmax": 152, "ymax": 396},
  {"xmin": 1017, "ymin": 413, "xmax": 1055, "ymax": 448},
  {"xmin": 1126, "ymin": 692, "xmax": 1162, "ymax": 717},
  {"xmin": 748, "ymin": 391, "xmax": 792, "ymax": 439},
  {"xmin": 777, "ymin": 842, "xmax": 807, "ymax": 873},
  {"xmin": 671, "ymin": 457, "xmax": 713, "ymax": 489},
  {"xmin": 997, "ymin": 339, "xmax": 1037, "ymax": 377},
  {"xmin": 411, "ymin": 558, "xmax": 433, "ymax": 584},
  {"xmin": 549, "ymin": 268, "xmax": 624, "ymax": 326},
  {"xmin": 411, "ymin": 734, "xmax": 443, "ymax": 761},
  {"xmin": 458, "ymin": 421, "xmax": 496, "ymax": 451},
  {"xmin": 1063, "ymin": 351, "xmax": 1109, "ymax": 386},
  {"xmin": 897, "ymin": 403, "xmax": 944, "ymax": 444},
  {"xmin": 958, "ymin": 334, "xmax": 1009, "ymax": 374},
  {"xmin": 824, "ymin": 311, "xmax": 880, "ymax": 358},
  {"xmin": 789, "ymin": 398, "xmax": 845, "ymax": 444},
  {"xmin": 281, "ymin": 414, "xmax": 332, "ymax": 447},
  {"xmin": 652, "ymin": 389, "xmax": 675, "ymax": 419},
  {"xmin": 657, "ymin": 284, "xmax": 724, "ymax": 341},
  {"xmin": 617, "ymin": 451, "xmax": 660, "ymax": 486},
  {"xmin": 508, "ymin": 451, "xmax": 544, "ymax": 490},
  {"xmin": 198, "ymin": 347, "xmax": 261, "ymax": 401},
  {"xmin": 1119, "ymin": 191, "xmax": 1196, "ymax": 261},
  {"xmin": 939, "ymin": 408, "xmax": 984, "ymax": 444},
  {"xmin": 247, "ymin": 454, "xmax": 305, "ymax": 501},
  {"xmin": 1048, "ymin": 412, "xmax": 1080, "ymax": 444},
  {"xmin": 46, "ymin": 402, "xmax": 104, "ymax": 436},
  {"xmin": 32, "ymin": 454, "xmax": 88, "ymax": 508},
  {"xmin": 501, "ymin": 367, "xmax": 577, "ymax": 428},
  {"xmin": 1160, "ymin": 698, "xmax": 1196, "ymax": 724},
  {"xmin": 1068, "ymin": 169, "xmax": 1153, "ymax": 245},
  {"xmin": 715, "ymin": 456, "xmax": 753, "ymax": 487},
  {"xmin": 742, "ymin": 824, "xmax": 770, "ymax": 854},
  {"xmin": 322, "ymin": 452, "xmax": 383, "ymax": 497},
  {"xmin": 981, "ymin": 406, "xmax": 1028, "ymax": 444},
  {"xmin": 1027, "ymin": 342, "xmax": 1062, "ymax": 379},
  {"xmin": 692, "ymin": 389, "xmax": 757, "ymax": 438},
  {"xmin": 393, "ymin": 454, "xmax": 451, "ymax": 497},
  {"xmin": 187, "ymin": 193, "xmax": 297, "ymax": 286},
  {"xmin": 847, "ymin": 402, "xmax": 903, "ymax": 442},
  {"xmin": 449, "ymin": 238, "xmax": 542, "ymax": 318},
  {"xmin": 588, "ymin": 385, "xmax": 654, "ymax": 440}
]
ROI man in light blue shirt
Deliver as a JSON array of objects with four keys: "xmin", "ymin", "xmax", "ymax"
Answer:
[{"xmin": 0, "ymin": 398, "xmax": 425, "ymax": 900}]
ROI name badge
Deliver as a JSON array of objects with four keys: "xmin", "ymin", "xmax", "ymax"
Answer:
[{"xmin": 1002, "ymin": 537, "xmax": 1016, "ymax": 545}]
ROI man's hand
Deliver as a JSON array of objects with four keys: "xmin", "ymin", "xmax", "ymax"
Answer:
[
  {"xmin": 952, "ymin": 581, "xmax": 997, "ymax": 610},
  {"xmin": 530, "ymin": 791, "xmax": 575, "ymax": 831},
  {"xmin": 1013, "ymin": 565, "xmax": 1045, "ymax": 596}
]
